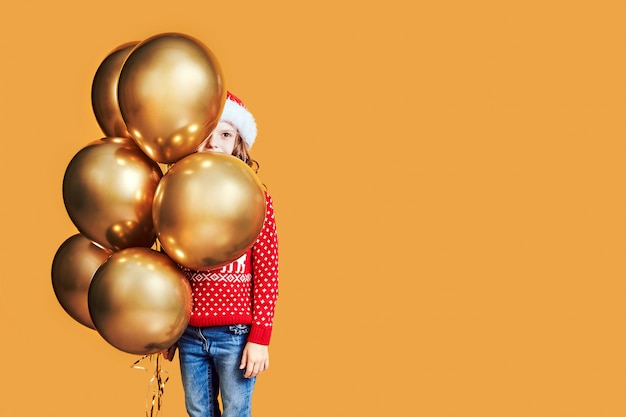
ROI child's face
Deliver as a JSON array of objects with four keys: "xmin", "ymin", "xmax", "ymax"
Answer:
[{"xmin": 197, "ymin": 121, "xmax": 237, "ymax": 155}]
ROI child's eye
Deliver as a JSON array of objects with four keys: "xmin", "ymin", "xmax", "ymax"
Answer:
[{"xmin": 222, "ymin": 132, "xmax": 231, "ymax": 138}]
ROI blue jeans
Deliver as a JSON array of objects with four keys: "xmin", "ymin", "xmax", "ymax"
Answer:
[{"xmin": 178, "ymin": 325, "xmax": 256, "ymax": 417}]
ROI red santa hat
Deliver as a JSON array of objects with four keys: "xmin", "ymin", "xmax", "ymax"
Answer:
[{"xmin": 219, "ymin": 91, "xmax": 257, "ymax": 148}]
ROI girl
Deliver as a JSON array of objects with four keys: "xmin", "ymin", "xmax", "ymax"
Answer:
[{"xmin": 163, "ymin": 92, "xmax": 279, "ymax": 417}]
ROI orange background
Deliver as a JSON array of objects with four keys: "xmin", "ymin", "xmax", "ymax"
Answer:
[{"xmin": 1, "ymin": 1, "xmax": 626, "ymax": 416}]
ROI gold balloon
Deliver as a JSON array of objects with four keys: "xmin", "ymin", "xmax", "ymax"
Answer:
[
  {"xmin": 63, "ymin": 137, "xmax": 163, "ymax": 251},
  {"xmin": 118, "ymin": 32, "xmax": 225, "ymax": 164},
  {"xmin": 91, "ymin": 42, "xmax": 139, "ymax": 138},
  {"xmin": 88, "ymin": 247, "xmax": 192, "ymax": 355},
  {"xmin": 153, "ymin": 152, "xmax": 266, "ymax": 270},
  {"xmin": 51, "ymin": 234, "xmax": 112, "ymax": 329}
]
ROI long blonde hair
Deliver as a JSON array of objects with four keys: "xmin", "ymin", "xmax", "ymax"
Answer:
[{"xmin": 232, "ymin": 134, "xmax": 259, "ymax": 173}]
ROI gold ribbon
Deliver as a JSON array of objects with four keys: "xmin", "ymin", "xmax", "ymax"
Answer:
[
  {"xmin": 132, "ymin": 354, "xmax": 169, "ymax": 417},
  {"xmin": 134, "ymin": 166, "xmax": 171, "ymax": 416}
]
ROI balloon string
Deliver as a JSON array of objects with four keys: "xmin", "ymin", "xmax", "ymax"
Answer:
[
  {"xmin": 154, "ymin": 163, "xmax": 171, "ymax": 255},
  {"xmin": 131, "ymin": 354, "xmax": 169, "ymax": 417}
]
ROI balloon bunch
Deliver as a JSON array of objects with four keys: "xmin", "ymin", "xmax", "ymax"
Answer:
[{"xmin": 51, "ymin": 33, "xmax": 267, "ymax": 358}]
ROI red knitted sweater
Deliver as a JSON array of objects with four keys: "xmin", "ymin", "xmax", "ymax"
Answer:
[{"xmin": 181, "ymin": 192, "xmax": 279, "ymax": 345}]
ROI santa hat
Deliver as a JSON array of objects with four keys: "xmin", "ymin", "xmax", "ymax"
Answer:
[{"xmin": 219, "ymin": 91, "xmax": 257, "ymax": 148}]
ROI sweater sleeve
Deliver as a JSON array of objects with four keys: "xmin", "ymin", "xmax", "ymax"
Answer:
[{"xmin": 248, "ymin": 192, "xmax": 279, "ymax": 345}]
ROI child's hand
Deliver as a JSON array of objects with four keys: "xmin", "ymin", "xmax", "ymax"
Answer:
[
  {"xmin": 239, "ymin": 342, "xmax": 269, "ymax": 378},
  {"xmin": 161, "ymin": 343, "xmax": 178, "ymax": 361}
]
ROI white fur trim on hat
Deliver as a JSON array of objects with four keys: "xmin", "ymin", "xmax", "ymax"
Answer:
[{"xmin": 220, "ymin": 92, "xmax": 257, "ymax": 148}]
